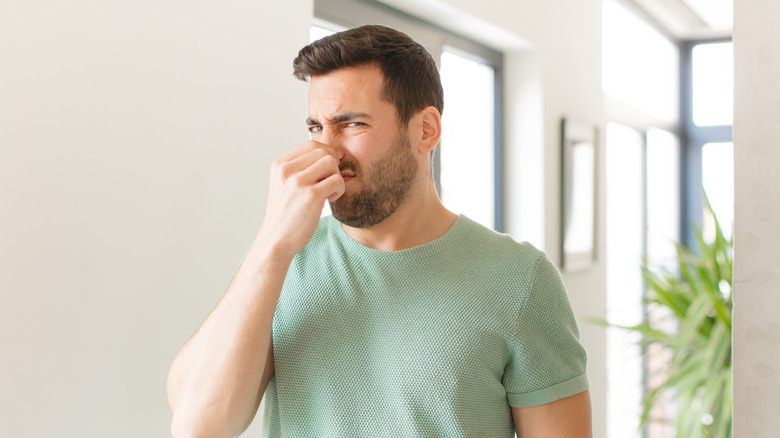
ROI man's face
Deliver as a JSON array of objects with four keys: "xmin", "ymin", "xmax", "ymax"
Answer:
[{"xmin": 307, "ymin": 64, "xmax": 418, "ymax": 228}]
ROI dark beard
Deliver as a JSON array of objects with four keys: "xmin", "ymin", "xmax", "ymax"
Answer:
[{"xmin": 329, "ymin": 134, "xmax": 417, "ymax": 228}]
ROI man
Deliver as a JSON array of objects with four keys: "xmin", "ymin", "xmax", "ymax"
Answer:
[{"xmin": 167, "ymin": 25, "xmax": 591, "ymax": 437}]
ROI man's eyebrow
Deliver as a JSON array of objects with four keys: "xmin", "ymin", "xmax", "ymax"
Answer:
[{"xmin": 306, "ymin": 112, "xmax": 371, "ymax": 126}]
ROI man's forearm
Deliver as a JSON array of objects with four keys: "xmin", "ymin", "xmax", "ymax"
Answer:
[
  {"xmin": 512, "ymin": 390, "xmax": 592, "ymax": 438},
  {"xmin": 166, "ymin": 239, "xmax": 294, "ymax": 438},
  {"xmin": 167, "ymin": 139, "xmax": 345, "ymax": 437}
]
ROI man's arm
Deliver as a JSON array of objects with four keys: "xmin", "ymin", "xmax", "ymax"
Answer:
[
  {"xmin": 512, "ymin": 390, "xmax": 592, "ymax": 438},
  {"xmin": 166, "ymin": 141, "xmax": 344, "ymax": 438}
]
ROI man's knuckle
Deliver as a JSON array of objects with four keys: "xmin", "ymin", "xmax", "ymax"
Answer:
[
  {"xmin": 277, "ymin": 162, "xmax": 296, "ymax": 179},
  {"xmin": 290, "ymin": 173, "xmax": 306, "ymax": 188},
  {"xmin": 301, "ymin": 186, "xmax": 320, "ymax": 203}
]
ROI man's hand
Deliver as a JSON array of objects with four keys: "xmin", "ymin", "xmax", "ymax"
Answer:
[
  {"xmin": 257, "ymin": 140, "xmax": 345, "ymax": 257},
  {"xmin": 167, "ymin": 141, "xmax": 345, "ymax": 438}
]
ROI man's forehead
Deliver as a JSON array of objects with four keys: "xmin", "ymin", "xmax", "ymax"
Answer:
[
  {"xmin": 305, "ymin": 65, "xmax": 396, "ymax": 123},
  {"xmin": 307, "ymin": 65, "xmax": 383, "ymax": 99}
]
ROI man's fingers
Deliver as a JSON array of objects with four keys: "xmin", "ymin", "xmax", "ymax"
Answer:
[
  {"xmin": 277, "ymin": 140, "xmax": 339, "ymax": 166},
  {"xmin": 318, "ymin": 172, "xmax": 346, "ymax": 202},
  {"xmin": 297, "ymin": 152, "xmax": 340, "ymax": 184},
  {"xmin": 291, "ymin": 148, "xmax": 334, "ymax": 174},
  {"xmin": 275, "ymin": 143, "xmax": 340, "ymax": 183}
]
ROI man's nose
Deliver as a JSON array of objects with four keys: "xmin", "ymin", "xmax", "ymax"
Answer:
[
  {"xmin": 319, "ymin": 126, "xmax": 337, "ymax": 145},
  {"xmin": 319, "ymin": 127, "xmax": 345, "ymax": 160}
]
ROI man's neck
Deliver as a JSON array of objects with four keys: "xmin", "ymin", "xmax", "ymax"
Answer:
[{"xmin": 340, "ymin": 183, "xmax": 457, "ymax": 252}]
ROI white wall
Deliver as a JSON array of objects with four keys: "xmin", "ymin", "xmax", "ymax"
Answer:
[
  {"xmin": 0, "ymin": 1, "xmax": 310, "ymax": 436},
  {"xmin": 733, "ymin": 0, "xmax": 780, "ymax": 436},
  {"xmin": 0, "ymin": 0, "xmax": 606, "ymax": 436}
]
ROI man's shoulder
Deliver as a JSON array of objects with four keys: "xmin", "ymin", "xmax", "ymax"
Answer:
[{"xmin": 455, "ymin": 215, "xmax": 544, "ymax": 262}]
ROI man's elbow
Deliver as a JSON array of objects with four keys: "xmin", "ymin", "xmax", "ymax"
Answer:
[
  {"xmin": 171, "ymin": 414, "xmax": 202, "ymax": 438},
  {"xmin": 171, "ymin": 411, "xmax": 206, "ymax": 438}
]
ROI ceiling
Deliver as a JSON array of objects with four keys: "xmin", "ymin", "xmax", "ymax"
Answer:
[{"xmin": 629, "ymin": 0, "xmax": 733, "ymax": 40}]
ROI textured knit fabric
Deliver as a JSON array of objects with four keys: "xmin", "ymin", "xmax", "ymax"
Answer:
[{"xmin": 262, "ymin": 215, "xmax": 589, "ymax": 437}]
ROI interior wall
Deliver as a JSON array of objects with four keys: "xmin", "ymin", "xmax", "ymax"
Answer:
[
  {"xmin": 0, "ymin": 1, "xmax": 311, "ymax": 436},
  {"xmin": 0, "ymin": 0, "xmax": 606, "ymax": 436},
  {"xmin": 733, "ymin": 0, "xmax": 780, "ymax": 435}
]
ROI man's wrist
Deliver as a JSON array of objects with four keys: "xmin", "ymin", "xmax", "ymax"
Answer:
[{"xmin": 246, "ymin": 229, "xmax": 299, "ymax": 270}]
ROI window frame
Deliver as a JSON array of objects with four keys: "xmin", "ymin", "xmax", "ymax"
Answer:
[{"xmin": 679, "ymin": 37, "xmax": 733, "ymax": 247}]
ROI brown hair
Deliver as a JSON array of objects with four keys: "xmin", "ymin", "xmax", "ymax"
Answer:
[{"xmin": 293, "ymin": 24, "xmax": 444, "ymax": 126}]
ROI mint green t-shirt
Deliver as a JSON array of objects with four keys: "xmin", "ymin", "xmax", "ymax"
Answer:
[{"xmin": 262, "ymin": 215, "xmax": 588, "ymax": 437}]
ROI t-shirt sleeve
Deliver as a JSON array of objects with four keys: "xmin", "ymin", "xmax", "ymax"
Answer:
[{"xmin": 503, "ymin": 253, "xmax": 589, "ymax": 408}]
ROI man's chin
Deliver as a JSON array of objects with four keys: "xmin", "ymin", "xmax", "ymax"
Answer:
[
  {"xmin": 331, "ymin": 212, "xmax": 370, "ymax": 228},
  {"xmin": 330, "ymin": 205, "xmax": 365, "ymax": 228},
  {"xmin": 329, "ymin": 200, "xmax": 384, "ymax": 229}
]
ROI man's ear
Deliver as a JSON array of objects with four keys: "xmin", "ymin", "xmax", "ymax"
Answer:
[{"xmin": 414, "ymin": 106, "xmax": 442, "ymax": 154}]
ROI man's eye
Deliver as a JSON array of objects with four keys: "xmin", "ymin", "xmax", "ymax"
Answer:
[
  {"xmin": 346, "ymin": 122, "xmax": 365, "ymax": 128},
  {"xmin": 308, "ymin": 126, "xmax": 322, "ymax": 133}
]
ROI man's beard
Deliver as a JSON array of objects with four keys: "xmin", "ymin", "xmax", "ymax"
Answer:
[{"xmin": 329, "ymin": 132, "xmax": 418, "ymax": 228}]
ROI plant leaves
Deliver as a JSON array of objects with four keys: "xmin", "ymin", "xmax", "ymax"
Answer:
[{"xmin": 598, "ymin": 191, "xmax": 733, "ymax": 437}]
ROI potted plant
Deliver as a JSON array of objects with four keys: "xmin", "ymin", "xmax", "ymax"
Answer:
[{"xmin": 606, "ymin": 198, "xmax": 732, "ymax": 437}]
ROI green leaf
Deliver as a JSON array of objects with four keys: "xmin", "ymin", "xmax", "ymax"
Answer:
[
  {"xmin": 706, "ymin": 323, "xmax": 732, "ymax": 374},
  {"xmin": 594, "ymin": 190, "xmax": 733, "ymax": 438},
  {"xmin": 715, "ymin": 372, "xmax": 733, "ymax": 438},
  {"xmin": 674, "ymin": 293, "xmax": 712, "ymax": 351}
]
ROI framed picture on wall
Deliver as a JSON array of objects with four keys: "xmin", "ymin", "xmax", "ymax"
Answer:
[{"xmin": 560, "ymin": 117, "xmax": 598, "ymax": 272}]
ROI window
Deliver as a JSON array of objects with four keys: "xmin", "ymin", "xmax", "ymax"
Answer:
[
  {"xmin": 603, "ymin": 2, "xmax": 682, "ymax": 437},
  {"xmin": 605, "ymin": 1, "xmax": 734, "ymax": 436},
  {"xmin": 643, "ymin": 128, "xmax": 680, "ymax": 438},
  {"xmin": 683, "ymin": 40, "xmax": 734, "ymax": 245},
  {"xmin": 646, "ymin": 128, "xmax": 680, "ymax": 270},
  {"xmin": 692, "ymin": 42, "xmax": 733, "ymax": 127},
  {"xmin": 605, "ymin": 122, "xmax": 645, "ymax": 438},
  {"xmin": 604, "ymin": 124, "xmax": 681, "ymax": 438},
  {"xmin": 702, "ymin": 141, "xmax": 733, "ymax": 241},
  {"xmin": 312, "ymin": 0, "xmax": 504, "ymax": 231},
  {"xmin": 439, "ymin": 50, "xmax": 496, "ymax": 229}
]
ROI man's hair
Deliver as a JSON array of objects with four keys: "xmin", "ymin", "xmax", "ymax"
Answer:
[{"xmin": 293, "ymin": 24, "xmax": 444, "ymax": 126}]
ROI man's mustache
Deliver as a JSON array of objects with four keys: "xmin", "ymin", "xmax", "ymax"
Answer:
[{"xmin": 339, "ymin": 159, "xmax": 358, "ymax": 174}]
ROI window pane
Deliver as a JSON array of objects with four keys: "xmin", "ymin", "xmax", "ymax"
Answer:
[
  {"xmin": 645, "ymin": 128, "xmax": 681, "ymax": 438},
  {"xmin": 702, "ymin": 142, "xmax": 734, "ymax": 241},
  {"xmin": 646, "ymin": 128, "xmax": 680, "ymax": 270},
  {"xmin": 693, "ymin": 42, "xmax": 733, "ymax": 127},
  {"xmin": 603, "ymin": 0, "xmax": 680, "ymax": 122},
  {"xmin": 606, "ymin": 123, "xmax": 644, "ymax": 438},
  {"xmin": 645, "ymin": 129, "xmax": 681, "ymax": 438},
  {"xmin": 440, "ymin": 50, "xmax": 495, "ymax": 229}
]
